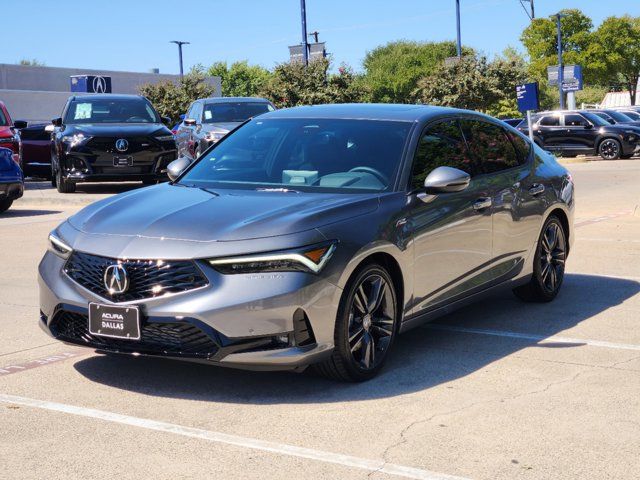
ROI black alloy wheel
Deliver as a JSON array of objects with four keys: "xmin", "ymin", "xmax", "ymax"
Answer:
[
  {"xmin": 599, "ymin": 138, "xmax": 621, "ymax": 160},
  {"xmin": 315, "ymin": 264, "xmax": 398, "ymax": 382},
  {"xmin": 514, "ymin": 216, "xmax": 567, "ymax": 302}
]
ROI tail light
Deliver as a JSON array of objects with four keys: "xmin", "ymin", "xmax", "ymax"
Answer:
[{"xmin": 0, "ymin": 135, "xmax": 20, "ymax": 158}]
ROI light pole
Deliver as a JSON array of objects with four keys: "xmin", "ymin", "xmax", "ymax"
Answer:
[
  {"xmin": 170, "ymin": 40, "xmax": 190, "ymax": 80},
  {"xmin": 555, "ymin": 14, "xmax": 565, "ymax": 110},
  {"xmin": 455, "ymin": 0, "xmax": 462, "ymax": 57},
  {"xmin": 519, "ymin": 0, "xmax": 535, "ymax": 20},
  {"xmin": 300, "ymin": 0, "xmax": 309, "ymax": 66}
]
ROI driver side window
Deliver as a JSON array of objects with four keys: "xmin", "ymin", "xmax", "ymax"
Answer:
[{"xmin": 410, "ymin": 120, "xmax": 474, "ymax": 190}]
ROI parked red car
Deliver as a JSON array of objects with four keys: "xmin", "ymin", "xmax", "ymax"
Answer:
[{"xmin": 0, "ymin": 101, "xmax": 27, "ymax": 165}]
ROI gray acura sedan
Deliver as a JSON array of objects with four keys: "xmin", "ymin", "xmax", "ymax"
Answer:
[{"xmin": 39, "ymin": 104, "xmax": 574, "ymax": 381}]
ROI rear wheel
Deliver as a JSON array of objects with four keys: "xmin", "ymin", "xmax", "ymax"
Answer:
[
  {"xmin": 513, "ymin": 215, "xmax": 567, "ymax": 302},
  {"xmin": 599, "ymin": 138, "xmax": 622, "ymax": 160},
  {"xmin": 315, "ymin": 264, "xmax": 398, "ymax": 382},
  {"xmin": 0, "ymin": 198, "xmax": 13, "ymax": 213}
]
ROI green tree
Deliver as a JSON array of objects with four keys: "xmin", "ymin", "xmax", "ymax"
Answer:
[
  {"xmin": 138, "ymin": 67, "xmax": 216, "ymax": 124},
  {"xmin": 260, "ymin": 58, "xmax": 366, "ymax": 108},
  {"xmin": 520, "ymin": 9, "xmax": 594, "ymax": 82},
  {"xmin": 18, "ymin": 59, "xmax": 45, "ymax": 66},
  {"xmin": 207, "ymin": 61, "xmax": 272, "ymax": 97},
  {"xmin": 412, "ymin": 52, "xmax": 527, "ymax": 116},
  {"xmin": 588, "ymin": 16, "xmax": 640, "ymax": 104},
  {"xmin": 362, "ymin": 40, "xmax": 472, "ymax": 103}
]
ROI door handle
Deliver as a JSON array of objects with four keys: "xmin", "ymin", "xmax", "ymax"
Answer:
[
  {"xmin": 472, "ymin": 197, "xmax": 492, "ymax": 211},
  {"xmin": 529, "ymin": 183, "xmax": 545, "ymax": 196}
]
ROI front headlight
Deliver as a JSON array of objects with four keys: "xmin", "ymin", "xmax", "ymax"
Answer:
[
  {"xmin": 61, "ymin": 133, "xmax": 89, "ymax": 148},
  {"xmin": 48, "ymin": 231, "xmax": 72, "ymax": 258},
  {"xmin": 207, "ymin": 242, "xmax": 337, "ymax": 274},
  {"xmin": 155, "ymin": 134, "xmax": 175, "ymax": 142},
  {"xmin": 205, "ymin": 131, "xmax": 226, "ymax": 143}
]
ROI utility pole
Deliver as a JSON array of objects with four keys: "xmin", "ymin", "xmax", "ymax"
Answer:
[
  {"xmin": 555, "ymin": 14, "xmax": 565, "ymax": 110},
  {"xmin": 170, "ymin": 40, "xmax": 190, "ymax": 80},
  {"xmin": 519, "ymin": 0, "xmax": 535, "ymax": 20},
  {"xmin": 455, "ymin": 0, "xmax": 462, "ymax": 57},
  {"xmin": 308, "ymin": 31, "xmax": 320, "ymax": 43},
  {"xmin": 300, "ymin": 0, "xmax": 309, "ymax": 66}
]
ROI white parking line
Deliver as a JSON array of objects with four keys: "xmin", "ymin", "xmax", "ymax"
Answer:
[
  {"xmin": 0, "ymin": 394, "xmax": 469, "ymax": 480},
  {"xmin": 426, "ymin": 325, "xmax": 640, "ymax": 352}
]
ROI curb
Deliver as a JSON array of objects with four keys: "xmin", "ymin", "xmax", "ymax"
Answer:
[
  {"xmin": 16, "ymin": 196, "xmax": 104, "ymax": 208},
  {"xmin": 557, "ymin": 157, "xmax": 592, "ymax": 165}
]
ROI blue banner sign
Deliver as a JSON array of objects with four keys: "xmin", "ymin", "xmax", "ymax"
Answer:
[{"xmin": 516, "ymin": 82, "xmax": 540, "ymax": 113}]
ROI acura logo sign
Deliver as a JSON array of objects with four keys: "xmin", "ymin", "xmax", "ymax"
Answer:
[
  {"xmin": 115, "ymin": 138, "xmax": 129, "ymax": 152},
  {"xmin": 104, "ymin": 264, "xmax": 129, "ymax": 295},
  {"xmin": 92, "ymin": 76, "xmax": 107, "ymax": 93}
]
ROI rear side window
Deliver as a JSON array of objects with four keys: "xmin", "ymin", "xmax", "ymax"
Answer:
[
  {"xmin": 460, "ymin": 119, "xmax": 522, "ymax": 174},
  {"xmin": 539, "ymin": 116, "xmax": 560, "ymax": 126},
  {"xmin": 411, "ymin": 120, "xmax": 475, "ymax": 190},
  {"xmin": 508, "ymin": 132, "xmax": 532, "ymax": 164},
  {"xmin": 564, "ymin": 114, "xmax": 589, "ymax": 127}
]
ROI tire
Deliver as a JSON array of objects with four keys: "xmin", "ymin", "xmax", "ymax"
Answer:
[
  {"xmin": 314, "ymin": 264, "xmax": 399, "ymax": 382},
  {"xmin": 55, "ymin": 166, "xmax": 76, "ymax": 194},
  {"xmin": 598, "ymin": 138, "xmax": 622, "ymax": 160},
  {"xmin": 0, "ymin": 198, "xmax": 12, "ymax": 213},
  {"xmin": 50, "ymin": 163, "xmax": 57, "ymax": 187},
  {"xmin": 513, "ymin": 215, "xmax": 567, "ymax": 303}
]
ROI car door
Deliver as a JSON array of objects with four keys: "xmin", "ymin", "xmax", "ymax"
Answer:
[
  {"xmin": 460, "ymin": 119, "xmax": 540, "ymax": 279},
  {"xmin": 562, "ymin": 113, "xmax": 596, "ymax": 152},
  {"xmin": 534, "ymin": 114, "xmax": 564, "ymax": 151},
  {"xmin": 407, "ymin": 118, "xmax": 493, "ymax": 315}
]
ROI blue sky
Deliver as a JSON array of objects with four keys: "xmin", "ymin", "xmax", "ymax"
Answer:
[{"xmin": 8, "ymin": 0, "xmax": 640, "ymax": 74}]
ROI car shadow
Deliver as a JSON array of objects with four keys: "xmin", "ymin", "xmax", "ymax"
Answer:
[
  {"xmin": 25, "ymin": 180, "xmax": 146, "ymax": 195},
  {"xmin": 0, "ymin": 209, "xmax": 62, "ymax": 218},
  {"xmin": 73, "ymin": 273, "xmax": 640, "ymax": 403}
]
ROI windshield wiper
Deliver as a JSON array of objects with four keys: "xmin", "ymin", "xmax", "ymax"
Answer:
[
  {"xmin": 256, "ymin": 187, "xmax": 301, "ymax": 193},
  {"xmin": 175, "ymin": 183, "xmax": 219, "ymax": 197}
]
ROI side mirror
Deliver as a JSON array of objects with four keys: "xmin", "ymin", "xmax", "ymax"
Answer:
[
  {"xmin": 161, "ymin": 116, "xmax": 172, "ymax": 125},
  {"xmin": 184, "ymin": 118, "xmax": 197, "ymax": 126},
  {"xmin": 13, "ymin": 120, "xmax": 28, "ymax": 129},
  {"xmin": 584, "ymin": 123, "xmax": 594, "ymax": 129},
  {"xmin": 52, "ymin": 117, "xmax": 63, "ymax": 127},
  {"xmin": 167, "ymin": 157, "xmax": 192, "ymax": 182},
  {"xmin": 423, "ymin": 166, "xmax": 470, "ymax": 194}
]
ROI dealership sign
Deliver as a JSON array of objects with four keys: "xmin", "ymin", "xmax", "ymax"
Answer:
[{"xmin": 70, "ymin": 75, "xmax": 112, "ymax": 93}]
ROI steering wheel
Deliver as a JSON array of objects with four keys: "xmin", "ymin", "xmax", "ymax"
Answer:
[{"xmin": 348, "ymin": 166, "xmax": 388, "ymax": 185}]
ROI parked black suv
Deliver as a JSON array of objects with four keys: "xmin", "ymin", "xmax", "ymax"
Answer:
[
  {"xmin": 51, "ymin": 94, "xmax": 177, "ymax": 193},
  {"xmin": 518, "ymin": 110, "xmax": 640, "ymax": 160}
]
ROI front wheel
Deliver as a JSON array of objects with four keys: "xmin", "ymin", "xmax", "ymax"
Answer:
[
  {"xmin": 599, "ymin": 138, "xmax": 622, "ymax": 160},
  {"xmin": 513, "ymin": 215, "xmax": 567, "ymax": 302},
  {"xmin": 315, "ymin": 264, "xmax": 398, "ymax": 382},
  {"xmin": 55, "ymin": 166, "xmax": 76, "ymax": 194}
]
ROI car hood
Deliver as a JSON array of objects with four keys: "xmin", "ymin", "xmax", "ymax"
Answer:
[
  {"xmin": 200, "ymin": 122, "xmax": 241, "ymax": 133},
  {"xmin": 68, "ymin": 183, "xmax": 379, "ymax": 242},
  {"xmin": 65, "ymin": 123, "xmax": 171, "ymax": 137}
]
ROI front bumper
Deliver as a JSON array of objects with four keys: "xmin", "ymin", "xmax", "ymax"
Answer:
[{"xmin": 38, "ymin": 251, "xmax": 340, "ymax": 370}]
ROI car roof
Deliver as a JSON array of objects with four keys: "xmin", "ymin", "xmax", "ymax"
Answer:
[
  {"xmin": 68, "ymin": 94, "xmax": 146, "ymax": 102},
  {"xmin": 200, "ymin": 97, "xmax": 273, "ymax": 105},
  {"xmin": 256, "ymin": 103, "xmax": 475, "ymax": 122}
]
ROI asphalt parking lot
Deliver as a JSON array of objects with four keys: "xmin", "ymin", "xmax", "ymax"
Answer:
[{"xmin": 1, "ymin": 159, "xmax": 639, "ymax": 480}]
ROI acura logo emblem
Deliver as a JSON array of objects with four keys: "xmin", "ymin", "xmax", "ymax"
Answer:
[
  {"xmin": 115, "ymin": 138, "xmax": 129, "ymax": 152},
  {"xmin": 93, "ymin": 76, "xmax": 107, "ymax": 93},
  {"xmin": 104, "ymin": 264, "xmax": 129, "ymax": 295}
]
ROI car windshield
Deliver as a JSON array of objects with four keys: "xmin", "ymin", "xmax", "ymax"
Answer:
[
  {"xmin": 621, "ymin": 110, "xmax": 640, "ymax": 120},
  {"xmin": 605, "ymin": 110, "xmax": 633, "ymax": 122},
  {"xmin": 581, "ymin": 112, "xmax": 610, "ymax": 127},
  {"xmin": 179, "ymin": 118, "xmax": 412, "ymax": 193},
  {"xmin": 63, "ymin": 98, "xmax": 160, "ymax": 124},
  {"xmin": 203, "ymin": 102, "xmax": 274, "ymax": 123}
]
